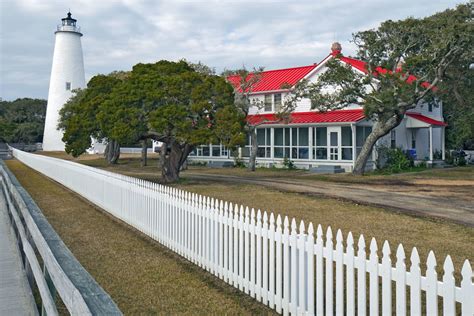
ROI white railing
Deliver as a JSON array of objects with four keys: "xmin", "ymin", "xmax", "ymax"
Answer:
[
  {"xmin": 0, "ymin": 159, "xmax": 121, "ymax": 315},
  {"xmin": 11, "ymin": 148, "xmax": 474, "ymax": 315}
]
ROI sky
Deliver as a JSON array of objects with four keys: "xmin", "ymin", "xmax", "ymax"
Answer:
[{"xmin": 0, "ymin": 0, "xmax": 463, "ymax": 101}]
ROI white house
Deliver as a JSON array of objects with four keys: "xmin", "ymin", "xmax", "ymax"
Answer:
[{"xmin": 188, "ymin": 43, "xmax": 447, "ymax": 172}]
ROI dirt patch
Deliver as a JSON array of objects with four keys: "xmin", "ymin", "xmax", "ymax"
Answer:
[{"xmin": 411, "ymin": 179, "xmax": 474, "ymax": 186}]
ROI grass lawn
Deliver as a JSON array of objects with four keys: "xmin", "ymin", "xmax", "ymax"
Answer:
[
  {"xmin": 36, "ymin": 151, "xmax": 473, "ymax": 281},
  {"xmin": 5, "ymin": 160, "xmax": 274, "ymax": 315}
]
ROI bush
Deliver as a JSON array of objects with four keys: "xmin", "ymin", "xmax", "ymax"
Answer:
[
  {"xmin": 282, "ymin": 156, "xmax": 296, "ymax": 170},
  {"xmin": 447, "ymin": 150, "xmax": 467, "ymax": 166},
  {"xmin": 234, "ymin": 158, "xmax": 246, "ymax": 168},
  {"xmin": 376, "ymin": 145, "xmax": 412, "ymax": 173}
]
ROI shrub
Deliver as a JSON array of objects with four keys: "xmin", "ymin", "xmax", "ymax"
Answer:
[
  {"xmin": 233, "ymin": 157, "xmax": 246, "ymax": 168},
  {"xmin": 282, "ymin": 156, "xmax": 296, "ymax": 170},
  {"xmin": 376, "ymin": 145, "xmax": 412, "ymax": 173}
]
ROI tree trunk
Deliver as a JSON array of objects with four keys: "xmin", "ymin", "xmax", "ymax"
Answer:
[
  {"xmin": 248, "ymin": 128, "xmax": 257, "ymax": 172},
  {"xmin": 159, "ymin": 142, "xmax": 167, "ymax": 169},
  {"xmin": 161, "ymin": 141, "xmax": 192, "ymax": 183},
  {"xmin": 140, "ymin": 139, "xmax": 148, "ymax": 167},
  {"xmin": 353, "ymin": 115, "xmax": 403, "ymax": 175},
  {"xmin": 104, "ymin": 140, "xmax": 120, "ymax": 164}
]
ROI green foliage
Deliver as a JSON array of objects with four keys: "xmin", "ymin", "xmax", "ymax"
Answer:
[
  {"xmin": 377, "ymin": 145, "xmax": 412, "ymax": 173},
  {"xmin": 59, "ymin": 75, "xmax": 123, "ymax": 157},
  {"xmin": 59, "ymin": 60, "xmax": 242, "ymax": 179},
  {"xmin": 233, "ymin": 157, "xmax": 246, "ymax": 168},
  {"xmin": 446, "ymin": 150, "xmax": 468, "ymax": 166},
  {"xmin": 282, "ymin": 156, "xmax": 296, "ymax": 170},
  {"xmin": 0, "ymin": 98, "xmax": 47, "ymax": 143}
]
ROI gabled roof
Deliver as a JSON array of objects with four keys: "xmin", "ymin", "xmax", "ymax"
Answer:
[
  {"xmin": 247, "ymin": 109, "xmax": 365, "ymax": 125},
  {"xmin": 227, "ymin": 47, "xmax": 434, "ymax": 94},
  {"xmin": 337, "ymin": 54, "xmax": 434, "ymax": 90},
  {"xmin": 406, "ymin": 112, "xmax": 447, "ymax": 126},
  {"xmin": 226, "ymin": 65, "xmax": 316, "ymax": 93}
]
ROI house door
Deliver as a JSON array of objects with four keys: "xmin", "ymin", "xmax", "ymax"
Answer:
[{"xmin": 327, "ymin": 127, "xmax": 341, "ymax": 160}]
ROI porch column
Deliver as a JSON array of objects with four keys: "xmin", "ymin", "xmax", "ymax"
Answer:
[
  {"xmin": 270, "ymin": 128, "xmax": 274, "ymax": 159},
  {"xmin": 441, "ymin": 126, "xmax": 446, "ymax": 160},
  {"xmin": 351, "ymin": 124, "xmax": 356, "ymax": 164},
  {"xmin": 429, "ymin": 126, "xmax": 433, "ymax": 161},
  {"xmin": 308, "ymin": 127, "xmax": 313, "ymax": 160}
]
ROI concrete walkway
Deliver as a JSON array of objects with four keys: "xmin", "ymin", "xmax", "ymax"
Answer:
[
  {"xmin": 0, "ymin": 188, "xmax": 38, "ymax": 315},
  {"xmin": 185, "ymin": 173, "xmax": 474, "ymax": 227}
]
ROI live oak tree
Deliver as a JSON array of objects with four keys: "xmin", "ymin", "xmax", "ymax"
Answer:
[
  {"xmin": 142, "ymin": 61, "xmax": 239, "ymax": 182},
  {"xmin": 293, "ymin": 3, "xmax": 472, "ymax": 174},
  {"xmin": 60, "ymin": 60, "xmax": 240, "ymax": 182}
]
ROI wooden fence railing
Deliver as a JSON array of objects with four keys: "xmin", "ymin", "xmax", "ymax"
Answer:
[
  {"xmin": 10, "ymin": 148, "xmax": 474, "ymax": 315},
  {"xmin": 0, "ymin": 160, "xmax": 122, "ymax": 316}
]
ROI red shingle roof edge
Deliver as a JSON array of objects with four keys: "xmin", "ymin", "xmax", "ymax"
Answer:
[
  {"xmin": 247, "ymin": 109, "xmax": 365, "ymax": 125},
  {"xmin": 406, "ymin": 112, "xmax": 447, "ymax": 126}
]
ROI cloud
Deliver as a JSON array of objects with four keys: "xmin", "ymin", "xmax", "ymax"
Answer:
[{"xmin": 0, "ymin": 0, "xmax": 461, "ymax": 100}]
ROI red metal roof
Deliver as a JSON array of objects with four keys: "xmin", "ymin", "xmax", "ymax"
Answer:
[
  {"xmin": 337, "ymin": 54, "xmax": 434, "ymax": 90},
  {"xmin": 227, "ymin": 65, "xmax": 316, "ymax": 93},
  {"xmin": 247, "ymin": 109, "xmax": 365, "ymax": 126},
  {"xmin": 406, "ymin": 112, "xmax": 447, "ymax": 126}
]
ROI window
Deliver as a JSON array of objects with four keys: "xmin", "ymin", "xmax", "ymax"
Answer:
[
  {"xmin": 273, "ymin": 127, "xmax": 308, "ymax": 159},
  {"xmin": 314, "ymin": 127, "xmax": 327, "ymax": 159},
  {"xmin": 65, "ymin": 82, "xmax": 71, "ymax": 90},
  {"xmin": 390, "ymin": 130, "xmax": 396, "ymax": 148},
  {"xmin": 428, "ymin": 102, "xmax": 433, "ymax": 112},
  {"xmin": 264, "ymin": 95, "xmax": 272, "ymax": 112},
  {"xmin": 211, "ymin": 144, "xmax": 221, "ymax": 157},
  {"xmin": 195, "ymin": 144, "xmax": 229, "ymax": 157},
  {"xmin": 197, "ymin": 146, "xmax": 210, "ymax": 156},
  {"xmin": 243, "ymin": 128, "xmax": 271, "ymax": 158},
  {"xmin": 273, "ymin": 127, "xmax": 290, "ymax": 158},
  {"xmin": 411, "ymin": 130, "xmax": 416, "ymax": 149},
  {"xmin": 341, "ymin": 126, "xmax": 353, "ymax": 160},
  {"xmin": 356, "ymin": 126, "xmax": 372, "ymax": 158},
  {"xmin": 274, "ymin": 94, "xmax": 282, "ymax": 112}
]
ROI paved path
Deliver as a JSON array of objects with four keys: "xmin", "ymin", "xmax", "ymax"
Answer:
[
  {"xmin": 185, "ymin": 173, "xmax": 474, "ymax": 227},
  {"xmin": 0, "ymin": 188, "xmax": 37, "ymax": 316}
]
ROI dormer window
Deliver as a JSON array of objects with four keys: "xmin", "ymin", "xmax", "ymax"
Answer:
[
  {"xmin": 263, "ymin": 93, "xmax": 283, "ymax": 112},
  {"xmin": 66, "ymin": 82, "xmax": 71, "ymax": 90},
  {"xmin": 264, "ymin": 94, "xmax": 272, "ymax": 112},
  {"xmin": 274, "ymin": 93, "xmax": 282, "ymax": 111}
]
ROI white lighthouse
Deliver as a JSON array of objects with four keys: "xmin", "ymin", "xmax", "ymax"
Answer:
[{"xmin": 43, "ymin": 12, "xmax": 85, "ymax": 151}]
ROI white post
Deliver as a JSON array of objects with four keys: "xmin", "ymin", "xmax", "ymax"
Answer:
[
  {"xmin": 441, "ymin": 127, "xmax": 446, "ymax": 160},
  {"xmin": 429, "ymin": 126, "xmax": 434, "ymax": 162},
  {"xmin": 351, "ymin": 124, "xmax": 356, "ymax": 170},
  {"xmin": 270, "ymin": 128, "xmax": 274, "ymax": 159}
]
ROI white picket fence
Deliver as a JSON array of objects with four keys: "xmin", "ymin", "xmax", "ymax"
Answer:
[{"xmin": 10, "ymin": 148, "xmax": 473, "ymax": 315}]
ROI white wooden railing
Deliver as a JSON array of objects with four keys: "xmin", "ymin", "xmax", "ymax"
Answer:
[
  {"xmin": 0, "ymin": 159, "xmax": 121, "ymax": 315},
  {"xmin": 11, "ymin": 148, "xmax": 474, "ymax": 315}
]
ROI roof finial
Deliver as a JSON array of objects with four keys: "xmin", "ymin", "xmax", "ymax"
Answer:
[{"xmin": 331, "ymin": 42, "xmax": 342, "ymax": 55}]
